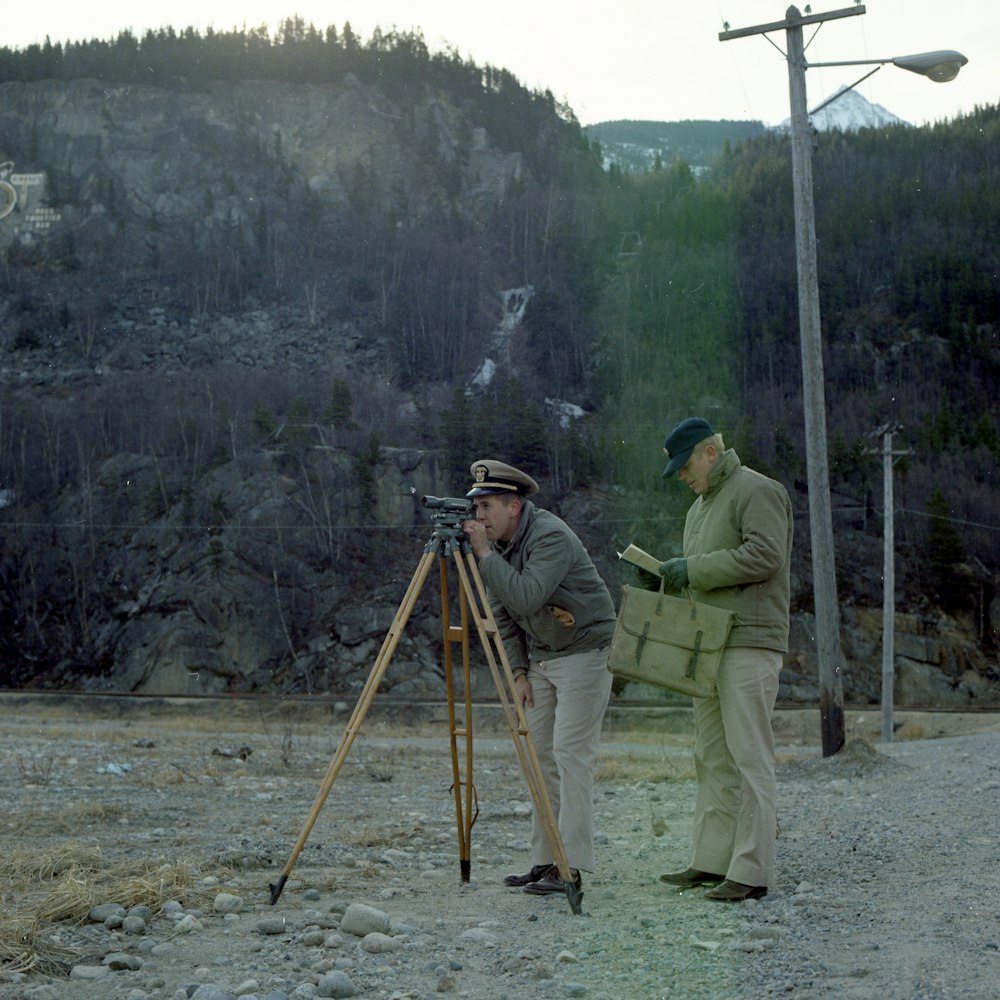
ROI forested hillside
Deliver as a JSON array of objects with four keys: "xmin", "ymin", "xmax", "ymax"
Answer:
[
  {"xmin": 597, "ymin": 110, "xmax": 1000, "ymax": 624},
  {"xmin": 0, "ymin": 22, "xmax": 996, "ymax": 701}
]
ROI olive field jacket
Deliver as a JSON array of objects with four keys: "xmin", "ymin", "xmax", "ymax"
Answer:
[
  {"xmin": 683, "ymin": 450, "xmax": 793, "ymax": 653},
  {"xmin": 477, "ymin": 501, "xmax": 617, "ymax": 673}
]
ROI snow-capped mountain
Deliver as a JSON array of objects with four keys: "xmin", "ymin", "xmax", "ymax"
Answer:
[{"xmin": 779, "ymin": 86, "xmax": 907, "ymax": 132}]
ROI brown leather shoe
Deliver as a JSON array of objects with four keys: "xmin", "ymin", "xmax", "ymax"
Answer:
[
  {"xmin": 503, "ymin": 863, "xmax": 553, "ymax": 887},
  {"xmin": 659, "ymin": 867, "xmax": 725, "ymax": 888},
  {"xmin": 703, "ymin": 879, "xmax": 767, "ymax": 901},
  {"xmin": 523, "ymin": 865, "xmax": 583, "ymax": 895}
]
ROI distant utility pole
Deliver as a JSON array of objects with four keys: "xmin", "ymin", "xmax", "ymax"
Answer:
[{"xmin": 867, "ymin": 423, "xmax": 913, "ymax": 743}]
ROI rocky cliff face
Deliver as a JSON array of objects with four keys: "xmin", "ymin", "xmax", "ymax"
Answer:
[{"xmin": 1, "ymin": 73, "xmax": 528, "ymax": 695}]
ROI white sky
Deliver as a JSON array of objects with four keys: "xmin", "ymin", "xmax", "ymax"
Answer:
[{"xmin": 8, "ymin": 1, "xmax": 997, "ymax": 127}]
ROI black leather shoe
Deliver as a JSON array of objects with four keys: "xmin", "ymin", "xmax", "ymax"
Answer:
[
  {"xmin": 659, "ymin": 867, "xmax": 726, "ymax": 888},
  {"xmin": 704, "ymin": 879, "xmax": 767, "ymax": 902},
  {"xmin": 503, "ymin": 863, "xmax": 553, "ymax": 887},
  {"xmin": 523, "ymin": 865, "xmax": 583, "ymax": 895}
]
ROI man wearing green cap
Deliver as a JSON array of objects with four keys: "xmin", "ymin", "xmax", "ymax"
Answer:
[
  {"xmin": 461, "ymin": 460, "xmax": 617, "ymax": 896},
  {"xmin": 657, "ymin": 418, "xmax": 792, "ymax": 902}
]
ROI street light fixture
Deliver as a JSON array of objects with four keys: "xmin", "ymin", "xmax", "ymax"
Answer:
[
  {"xmin": 719, "ymin": 6, "xmax": 968, "ymax": 757},
  {"xmin": 810, "ymin": 50, "xmax": 967, "ymax": 81}
]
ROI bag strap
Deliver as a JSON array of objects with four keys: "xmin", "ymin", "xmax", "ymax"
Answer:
[
  {"xmin": 681, "ymin": 585, "xmax": 697, "ymax": 620},
  {"xmin": 686, "ymin": 629, "xmax": 703, "ymax": 678},
  {"xmin": 654, "ymin": 577, "xmax": 666, "ymax": 616},
  {"xmin": 636, "ymin": 620, "xmax": 650, "ymax": 662}
]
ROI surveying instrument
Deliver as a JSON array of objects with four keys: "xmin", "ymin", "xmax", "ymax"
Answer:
[{"xmin": 268, "ymin": 495, "xmax": 584, "ymax": 914}]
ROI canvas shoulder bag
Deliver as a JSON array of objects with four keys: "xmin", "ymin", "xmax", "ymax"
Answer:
[{"xmin": 609, "ymin": 582, "xmax": 735, "ymax": 698}]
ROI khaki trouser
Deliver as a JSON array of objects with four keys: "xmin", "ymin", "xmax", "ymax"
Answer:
[
  {"xmin": 690, "ymin": 646, "xmax": 782, "ymax": 888},
  {"xmin": 524, "ymin": 646, "xmax": 613, "ymax": 873}
]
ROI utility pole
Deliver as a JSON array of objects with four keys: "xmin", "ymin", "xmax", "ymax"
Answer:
[
  {"xmin": 868, "ymin": 423, "xmax": 913, "ymax": 743},
  {"xmin": 721, "ymin": 5, "xmax": 861, "ymax": 756}
]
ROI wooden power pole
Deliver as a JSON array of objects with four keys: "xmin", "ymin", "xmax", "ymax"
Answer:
[{"xmin": 720, "ymin": 5, "xmax": 863, "ymax": 756}]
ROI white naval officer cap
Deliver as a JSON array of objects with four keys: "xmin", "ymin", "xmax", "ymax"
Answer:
[{"xmin": 466, "ymin": 459, "xmax": 539, "ymax": 497}]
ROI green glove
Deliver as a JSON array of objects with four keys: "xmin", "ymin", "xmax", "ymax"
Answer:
[{"xmin": 658, "ymin": 557, "xmax": 689, "ymax": 591}]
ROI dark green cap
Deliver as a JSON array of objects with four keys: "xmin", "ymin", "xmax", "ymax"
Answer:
[{"xmin": 662, "ymin": 417, "xmax": 715, "ymax": 477}]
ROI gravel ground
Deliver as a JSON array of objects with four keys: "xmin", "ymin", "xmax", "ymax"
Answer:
[{"xmin": 0, "ymin": 696, "xmax": 998, "ymax": 1000}]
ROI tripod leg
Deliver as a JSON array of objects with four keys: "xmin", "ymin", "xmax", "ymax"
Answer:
[
  {"xmin": 269, "ymin": 549, "xmax": 438, "ymax": 905},
  {"xmin": 440, "ymin": 555, "xmax": 477, "ymax": 881},
  {"xmin": 452, "ymin": 549, "xmax": 584, "ymax": 915}
]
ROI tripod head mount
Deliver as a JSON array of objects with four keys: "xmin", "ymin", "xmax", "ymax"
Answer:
[{"xmin": 422, "ymin": 495, "xmax": 477, "ymax": 553}]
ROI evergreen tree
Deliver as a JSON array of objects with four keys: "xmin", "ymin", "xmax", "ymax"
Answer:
[{"xmin": 925, "ymin": 489, "xmax": 966, "ymax": 606}]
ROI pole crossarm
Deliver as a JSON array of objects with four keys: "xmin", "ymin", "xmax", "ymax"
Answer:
[{"xmin": 719, "ymin": 5, "xmax": 865, "ymax": 43}]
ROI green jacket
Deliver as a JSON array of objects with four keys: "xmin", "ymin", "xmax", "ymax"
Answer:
[
  {"xmin": 478, "ymin": 501, "xmax": 617, "ymax": 672},
  {"xmin": 683, "ymin": 450, "xmax": 793, "ymax": 653}
]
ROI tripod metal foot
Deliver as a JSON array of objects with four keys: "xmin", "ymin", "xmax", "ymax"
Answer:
[
  {"xmin": 564, "ymin": 881, "xmax": 584, "ymax": 915},
  {"xmin": 268, "ymin": 874, "xmax": 288, "ymax": 906}
]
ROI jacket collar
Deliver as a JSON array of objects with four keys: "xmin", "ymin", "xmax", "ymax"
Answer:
[{"xmin": 705, "ymin": 449, "xmax": 741, "ymax": 497}]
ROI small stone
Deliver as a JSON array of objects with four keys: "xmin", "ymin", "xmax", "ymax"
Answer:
[
  {"xmin": 256, "ymin": 917, "xmax": 289, "ymax": 935},
  {"xmin": 457, "ymin": 926, "xmax": 500, "ymax": 947},
  {"xmin": 103, "ymin": 952, "xmax": 143, "ymax": 971},
  {"xmin": 690, "ymin": 938, "xmax": 721, "ymax": 951},
  {"xmin": 316, "ymin": 969, "xmax": 358, "ymax": 998},
  {"xmin": 213, "ymin": 892, "xmax": 243, "ymax": 914},
  {"xmin": 360, "ymin": 931, "xmax": 402, "ymax": 953},
  {"xmin": 69, "ymin": 965, "xmax": 112, "ymax": 980},
  {"xmin": 190, "ymin": 986, "xmax": 234, "ymax": 1000},
  {"xmin": 339, "ymin": 903, "xmax": 390, "ymax": 937}
]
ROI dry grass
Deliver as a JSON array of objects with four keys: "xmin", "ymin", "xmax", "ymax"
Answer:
[
  {"xmin": 893, "ymin": 718, "xmax": 927, "ymax": 741},
  {"xmin": 361, "ymin": 746, "xmax": 401, "ymax": 782},
  {"xmin": 0, "ymin": 843, "xmax": 227, "ymax": 977},
  {"xmin": 14, "ymin": 755, "xmax": 57, "ymax": 786},
  {"xmin": 4, "ymin": 801, "xmax": 126, "ymax": 838},
  {"xmin": 595, "ymin": 754, "xmax": 696, "ymax": 784},
  {"xmin": 0, "ymin": 844, "xmax": 103, "ymax": 888},
  {"xmin": 344, "ymin": 823, "xmax": 424, "ymax": 849}
]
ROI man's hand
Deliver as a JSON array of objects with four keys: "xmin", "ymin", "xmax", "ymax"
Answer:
[
  {"xmin": 659, "ymin": 557, "xmax": 689, "ymax": 591},
  {"xmin": 461, "ymin": 519, "xmax": 491, "ymax": 558},
  {"xmin": 515, "ymin": 673, "xmax": 534, "ymax": 708}
]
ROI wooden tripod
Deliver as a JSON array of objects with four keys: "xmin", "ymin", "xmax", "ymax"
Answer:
[{"xmin": 268, "ymin": 517, "xmax": 583, "ymax": 914}]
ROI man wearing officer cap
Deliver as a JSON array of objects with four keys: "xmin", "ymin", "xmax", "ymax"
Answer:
[
  {"xmin": 656, "ymin": 417, "xmax": 792, "ymax": 902},
  {"xmin": 462, "ymin": 459, "xmax": 617, "ymax": 896}
]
